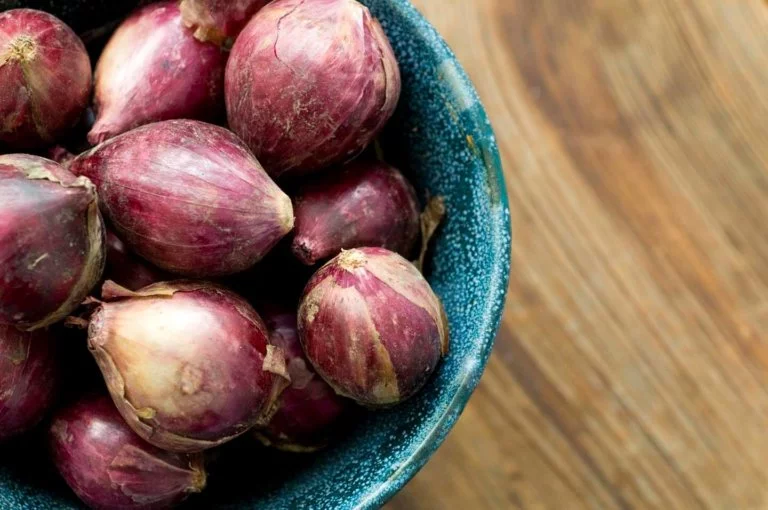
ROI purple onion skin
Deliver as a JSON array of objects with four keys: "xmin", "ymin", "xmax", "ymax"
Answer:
[
  {"xmin": 105, "ymin": 230, "xmax": 170, "ymax": 291},
  {"xmin": 88, "ymin": 1, "xmax": 227, "ymax": 145},
  {"xmin": 225, "ymin": 0, "xmax": 401, "ymax": 178},
  {"xmin": 50, "ymin": 395, "xmax": 206, "ymax": 510},
  {"xmin": 0, "ymin": 9, "xmax": 91, "ymax": 149},
  {"xmin": 298, "ymin": 248, "xmax": 449, "ymax": 407},
  {"xmin": 70, "ymin": 120, "xmax": 294, "ymax": 277},
  {"xmin": 88, "ymin": 281, "xmax": 290, "ymax": 453},
  {"xmin": 180, "ymin": 0, "xmax": 270, "ymax": 46},
  {"xmin": 0, "ymin": 325, "xmax": 58, "ymax": 441},
  {"xmin": 292, "ymin": 160, "xmax": 420, "ymax": 266},
  {"xmin": 0, "ymin": 154, "xmax": 105, "ymax": 330},
  {"xmin": 254, "ymin": 306, "xmax": 346, "ymax": 452}
]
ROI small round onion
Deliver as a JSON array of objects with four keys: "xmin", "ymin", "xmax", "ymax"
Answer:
[
  {"xmin": 88, "ymin": 1, "xmax": 227, "ymax": 145},
  {"xmin": 104, "ymin": 229, "xmax": 169, "ymax": 292},
  {"xmin": 70, "ymin": 120, "xmax": 294, "ymax": 277},
  {"xmin": 0, "ymin": 9, "xmax": 91, "ymax": 149},
  {"xmin": 254, "ymin": 306, "xmax": 347, "ymax": 452},
  {"xmin": 0, "ymin": 325, "xmax": 59, "ymax": 441},
  {"xmin": 292, "ymin": 160, "xmax": 420, "ymax": 265},
  {"xmin": 87, "ymin": 281, "xmax": 290, "ymax": 453},
  {"xmin": 298, "ymin": 248, "xmax": 449, "ymax": 406},
  {"xmin": 225, "ymin": 0, "xmax": 401, "ymax": 177},
  {"xmin": 50, "ymin": 395, "xmax": 206, "ymax": 509},
  {"xmin": 180, "ymin": 0, "xmax": 270, "ymax": 46},
  {"xmin": 0, "ymin": 154, "xmax": 105, "ymax": 330}
]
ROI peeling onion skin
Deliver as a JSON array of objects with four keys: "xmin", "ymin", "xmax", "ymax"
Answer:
[
  {"xmin": 0, "ymin": 154, "xmax": 105, "ymax": 331},
  {"xmin": 254, "ymin": 306, "xmax": 347, "ymax": 452},
  {"xmin": 225, "ymin": 0, "xmax": 401, "ymax": 178},
  {"xmin": 88, "ymin": 1, "xmax": 227, "ymax": 145},
  {"xmin": 180, "ymin": 0, "xmax": 271, "ymax": 47},
  {"xmin": 70, "ymin": 120, "xmax": 295, "ymax": 277},
  {"xmin": 105, "ymin": 230, "xmax": 170, "ymax": 292},
  {"xmin": 0, "ymin": 9, "xmax": 91, "ymax": 149},
  {"xmin": 292, "ymin": 160, "xmax": 420, "ymax": 266},
  {"xmin": 50, "ymin": 395, "xmax": 206, "ymax": 510},
  {"xmin": 0, "ymin": 325, "xmax": 59, "ymax": 441},
  {"xmin": 87, "ymin": 281, "xmax": 290, "ymax": 453},
  {"xmin": 298, "ymin": 248, "xmax": 449, "ymax": 407}
]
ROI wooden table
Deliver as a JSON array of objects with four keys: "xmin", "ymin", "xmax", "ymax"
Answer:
[{"xmin": 389, "ymin": 1, "xmax": 768, "ymax": 508}]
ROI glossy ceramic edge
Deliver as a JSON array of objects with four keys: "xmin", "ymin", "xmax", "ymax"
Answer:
[{"xmin": 356, "ymin": 1, "xmax": 512, "ymax": 507}]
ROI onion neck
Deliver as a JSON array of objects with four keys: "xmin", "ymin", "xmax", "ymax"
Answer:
[{"xmin": 3, "ymin": 35, "xmax": 37, "ymax": 64}]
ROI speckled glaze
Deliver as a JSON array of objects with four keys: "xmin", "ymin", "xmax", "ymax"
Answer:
[{"xmin": 0, "ymin": 0, "xmax": 511, "ymax": 508}]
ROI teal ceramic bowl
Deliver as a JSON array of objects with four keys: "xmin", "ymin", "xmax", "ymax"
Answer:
[{"xmin": 0, "ymin": 0, "xmax": 511, "ymax": 508}]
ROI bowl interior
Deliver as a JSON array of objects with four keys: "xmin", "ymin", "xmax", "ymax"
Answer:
[{"xmin": 0, "ymin": 1, "xmax": 511, "ymax": 508}]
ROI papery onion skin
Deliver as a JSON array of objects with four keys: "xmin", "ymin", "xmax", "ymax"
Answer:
[
  {"xmin": 71, "ymin": 120, "xmax": 294, "ymax": 277},
  {"xmin": 298, "ymin": 248, "xmax": 449, "ymax": 407},
  {"xmin": 292, "ymin": 160, "xmax": 420, "ymax": 265},
  {"xmin": 105, "ymin": 230, "xmax": 169, "ymax": 292},
  {"xmin": 0, "ymin": 154, "xmax": 105, "ymax": 330},
  {"xmin": 50, "ymin": 395, "xmax": 206, "ymax": 510},
  {"xmin": 88, "ymin": 1, "xmax": 227, "ymax": 145},
  {"xmin": 88, "ymin": 281, "xmax": 290, "ymax": 453},
  {"xmin": 0, "ymin": 325, "xmax": 59, "ymax": 441},
  {"xmin": 0, "ymin": 9, "xmax": 91, "ymax": 149},
  {"xmin": 180, "ymin": 0, "xmax": 271, "ymax": 47},
  {"xmin": 254, "ymin": 306, "xmax": 346, "ymax": 452},
  {"xmin": 225, "ymin": 0, "xmax": 401, "ymax": 178}
]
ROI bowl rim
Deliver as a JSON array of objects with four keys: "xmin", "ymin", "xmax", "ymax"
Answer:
[{"xmin": 355, "ymin": 1, "xmax": 512, "ymax": 508}]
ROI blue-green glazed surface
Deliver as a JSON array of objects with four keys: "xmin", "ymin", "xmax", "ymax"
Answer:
[{"xmin": 0, "ymin": 0, "xmax": 511, "ymax": 508}]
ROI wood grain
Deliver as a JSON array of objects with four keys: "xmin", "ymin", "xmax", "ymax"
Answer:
[{"xmin": 389, "ymin": 0, "xmax": 768, "ymax": 508}]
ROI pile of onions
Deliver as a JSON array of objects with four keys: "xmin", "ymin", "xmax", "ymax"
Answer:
[{"xmin": 0, "ymin": 2, "xmax": 451, "ymax": 508}]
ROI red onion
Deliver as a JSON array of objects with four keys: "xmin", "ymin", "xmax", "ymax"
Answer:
[
  {"xmin": 88, "ymin": 1, "xmax": 227, "ymax": 145},
  {"xmin": 298, "ymin": 248, "xmax": 449, "ymax": 406},
  {"xmin": 292, "ymin": 160, "xmax": 420, "ymax": 265},
  {"xmin": 180, "ymin": 0, "xmax": 270, "ymax": 46},
  {"xmin": 105, "ymin": 230, "xmax": 169, "ymax": 292},
  {"xmin": 0, "ymin": 154, "xmax": 105, "ymax": 330},
  {"xmin": 225, "ymin": 0, "xmax": 401, "ymax": 178},
  {"xmin": 50, "ymin": 395, "xmax": 206, "ymax": 509},
  {"xmin": 70, "ymin": 120, "xmax": 294, "ymax": 277},
  {"xmin": 0, "ymin": 9, "xmax": 91, "ymax": 149},
  {"xmin": 0, "ymin": 325, "xmax": 58, "ymax": 441},
  {"xmin": 253, "ymin": 306, "xmax": 346, "ymax": 452},
  {"xmin": 87, "ymin": 281, "xmax": 290, "ymax": 452}
]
